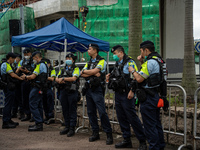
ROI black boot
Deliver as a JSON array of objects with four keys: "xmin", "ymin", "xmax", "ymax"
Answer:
[
  {"xmin": 9, "ymin": 120, "xmax": 19, "ymax": 126},
  {"xmin": 60, "ymin": 127, "xmax": 69, "ymax": 135},
  {"xmin": 106, "ymin": 132, "xmax": 113, "ymax": 145},
  {"xmin": 89, "ymin": 131, "xmax": 100, "ymax": 142},
  {"xmin": 115, "ymin": 138, "xmax": 132, "ymax": 148},
  {"xmin": 29, "ymin": 117, "xmax": 35, "ymax": 122},
  {"xmin": 28, "ymin": 123, "xmax": 43, "ymax": 131},
  {"xmin": 21, "ymin": 114, "xmax": 31, "ymax": 121},
  {"xmin": 2, "ymin": 122, "xmax": 16, "ymax": 129},
  {"xmin": 138, "ymin": 141, "xmax": 147, "ymax": 150},
  {"xmin": 67, "ymin": 127, "xmax": 75, "ymax": 137},
  {"xmin": 19, "ymin": 113, "xmax": 25, "ymax": 120}
]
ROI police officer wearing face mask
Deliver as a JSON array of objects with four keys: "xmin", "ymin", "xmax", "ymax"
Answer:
[
  {"xmin": 11, "ymin": 53, "xmax": 23, "ymax": 118},
  {"xmin": 1, "ymin": 52, "xmax": 23, "ymax": 129},
  {"xmin": 16, "ymin": 48, "xmax": 34, "ymax": 121},
  {"xmin": 81, "ymin": 44, "xmax": 113, "ymax": 145},
  {"xmin": 106, "ymin": 45, "xmax": 147, "ymax": 149},
  {"xmin": 21, "ymin": 51, "xmax": 48, "ymax": 131},
  {"xmin": 55, "ymin": 53, "xmax": 80, "ymax": 137},
  {"xmin": 128, "ymin": 41, "xmax": 165, "ymax": 150},
  {"xmin": 42, "ymin": 58, "xmax": 55, "ymax": 124}
]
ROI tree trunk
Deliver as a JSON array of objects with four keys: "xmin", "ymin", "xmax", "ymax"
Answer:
[
  {"xmin": 128, "ymin": 0, "xmax": 142, "ymax": 68},
  {"xmin": 181, "ymin": 0, "xmax": 197, "ymax": 101}
]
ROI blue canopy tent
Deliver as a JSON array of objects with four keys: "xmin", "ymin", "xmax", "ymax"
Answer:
[{"xmin": 11, "ymin": 17, "xmax": 110, "ymax": 68}]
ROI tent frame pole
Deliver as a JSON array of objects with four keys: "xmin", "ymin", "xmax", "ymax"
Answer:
[
  {"xmin": 64, "ymin": 39, "xmax": 67, "ymax": 60},
  {"xmin": 106, "ymin": 52, "xmax": 109, "ymax": 73}
]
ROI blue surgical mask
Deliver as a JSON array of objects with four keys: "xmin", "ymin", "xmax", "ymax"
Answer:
[
  {"xmin": 65, "ymin": 60, "xmax": 72, "ymax": 66},
  {"xmin": 14, "ymin": 60, "xmax": 17, "ymax": 64},
  {"xmin": 113, "ymin": 55, "xmax": 119, "ymax": 62},
  {"xmin": 144, "ymin": 56, "xmax": 148, "ymax": 61}
]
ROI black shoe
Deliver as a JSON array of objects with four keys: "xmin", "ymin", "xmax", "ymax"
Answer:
[
  {"xmin": 11, "ymin": 113, "xmax": 17, "ymax": 118},
  {"xmin": 115, "ymin": 138, "xmax": 133, "ymax": 148},
  {"xmin": 89, "ymin": 131, "xmax": 100, "ymax": 142},
  {"xmin": 67, "ymin": 127, "xmax": 75, "ymax": 137},
  {"xmin": 138, "ymin": 142, "xmax": 147, "ymax": 150},
  {"xmin": 106, "ymin": 132, "xmax": 113, "ymax": 145},
  {"xmin": 21, "ymin": 115, "xmax": 31, "ymax": 121},
  {"xmin": 19, "ymin": 113, "xmax": 25, "ymax": 120},
  {"xmin": 28, "ymin": 124, "xmax": 35, "ymax": 128},
  {"xmin": 28, "ymin": 123, "xmax": 43, "ymax": 131},
  {"xmin": 44, "ymin": 118, "xmax": 55, "ymax": 125},
  {"xmin": 60, "ymin": 127, "xmax": 69, "ymax": 135},
  {"xmin": 2, "ymin": 122, "xmax": 16, "ymax": 129},
  {"xmin": 29, "ymin": 117, "xmax": 35, "ymax": 122},
  {"xmin": 9, "ymin": 120, "xmax": 19, "ymax": 126}
]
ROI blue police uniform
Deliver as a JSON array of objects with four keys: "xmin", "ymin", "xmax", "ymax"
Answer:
[
  {"xmin": 57, "ymin": 65, "xmax": 80, "ymax": 128},
  {"xmin": 139, "ymin": 58, "xmax": 165, "ymax": 150},
  {"xmin": 82, "ymin": 58, "xmax": 112, "ymax": 134},
  {"xmin": 18, "ymin": 59, "xmax": 35, "ymax": 119},
  {"xmin": 29, "ymin": 62, "xmax": 47, "ymax": 124},
  {"xmin": 1, "ymin": 62, "xmax": 15, "ymax": 123},
  {"xmin": 43, "ymin": 68, "xmax": 56, "ymax": 120},
  {"xmin": 114, "ymin": 59, "xmax": 146, "ymax": 142}
]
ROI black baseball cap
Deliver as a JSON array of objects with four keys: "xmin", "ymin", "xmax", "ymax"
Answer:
[
  {"xmin": 140, "ymin": 41, "xmax": 154, "ymax": 48},
  {"xmin": 6, "ymin": 52, "xmax": 16, "ymax": 59},
  {"xmin": 88, "ymin": 43, "xmax": 99, "ymax": 52},
  {"xmin": 66, "ymin": 53, "xmax": 77, "ymax": 60},
  {"xmin": 111, "ymin": 45, "xmax": 124, "ymax": 53},
  {"xmin": 32, "ymin": 51, "xmax": 41, "ymax": 57},
  {"xmin": 23, "ymin": 48, "xmax": 31, "ymax": 53}
]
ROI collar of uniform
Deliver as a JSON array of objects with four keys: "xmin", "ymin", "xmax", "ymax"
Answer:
[
  {"xmin": 91, "ymin": 58, "xmax": 97, "ymax": 62},
  {"xmin": 118, "ymin": 59, "xmax": 123, "ymax": 64}
]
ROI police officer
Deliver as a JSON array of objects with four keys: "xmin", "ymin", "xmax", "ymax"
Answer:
[
  {"xmin": 16, "ymin": 48, "xmax": 34, "ymax": 121},
  {"xmin": 106, "ymin": 45, "xmax": 147, "ymax": 149},
  {"xmin": 42, "ymin": 58, "xmax": 55, "ymax": 124},
  {"xmin": 128, "ymin": 41, "xmax": 165, "ymax": 150},
  {"xmin": 56, "ymin": 53, "xmax": 80, "ymax": 137},
  {"xmin": 12, "ymin": 53, "xmax": 23, "ymax": 118},
  {"xmin": 81, "ymin": 44, "xmax": 113, "ymax": 145},
  {"xmin": 21, "ymin": 51, "xmax": 48, "ymax": 131},
  {"xmin": 1, "ymin": 52, "xmax": 23, "ymax": 129}
]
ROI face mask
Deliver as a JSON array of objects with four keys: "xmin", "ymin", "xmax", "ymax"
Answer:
[
  {"xmin": 24, "ymin": 56, "xmax": 30, "ymax": 59},
  {"xmin": 144, "ymin": 56, "xmax": 148, "ymax": 61},
  {"xmin": 14, "ymin": 60, "xmax": 17, "ymax": 64},
  {"xmin": 65, "ymin": 60, "xmax": 72, "ymax": 66},
  {"xmin": 113, "ymin": 55, "xmax": 119, "ymax": 62},
  {"xmin": 33, "ymin": 59, "xmax": 37, "ymax": 64}
]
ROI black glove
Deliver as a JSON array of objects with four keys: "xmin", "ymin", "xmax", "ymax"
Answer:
[{"xmin": 163, "ymin": 96, "xmax": 169, "ymax": 112}]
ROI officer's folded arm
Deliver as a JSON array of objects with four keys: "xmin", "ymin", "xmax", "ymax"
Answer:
[
  {"xmin": 63, "ymin": 76, "xmax": 77, "ymax": 82},
  {"xmin": 9, "ymin": 72, "xmax": 23, "ymax": 81},
  {"xmin": 82, "ymin": 68, "xmax": 100, "ymax": 76},
  {"xmin": 23, "ymin": 73, "xmax": 37, "ymax": 80},
  {"xmin": 132, "ymin": 72, "xmax": 145, "ymax": 83}
]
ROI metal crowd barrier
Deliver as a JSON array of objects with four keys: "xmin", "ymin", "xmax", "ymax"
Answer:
[
  {"xmin": 164, "ymin": 84, "xmax": 188, "ymax": 150},
  {"xmin": 76, "ymin": 82, "xmax": 189, "ymax": 150},
  {"xmin": 193, "ymin": 87, "xmax": 200, "ymax": 150}
]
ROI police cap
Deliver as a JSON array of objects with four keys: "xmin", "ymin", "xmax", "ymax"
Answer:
[
  {"xmin": 140, "ymin": 40, "xmax": 154, "ymax": 48},
  {"xmin": 15, "ymin": 53, "xmax": 22, "ymax": 59},
  {"xmin": 6, "ymin": 52, "xmax": 16, "ymax": 59},
  {"xmin": 23, "ymin": 48, "xmax": 31, "ymax": 54},
  {"xmin": 88, "ymin": 43, "xmax": 99, "ymax": 52},
  {"xmin": 66, "ymin": 53, "xmax": 77, "ymax": 60},
  {"xmin": 111, "ymin": 45, "xmax": 123, "ymax": 53},
  {"xmin": 32, "ymin": 51, "xmax": 41, "ymax": 57}
]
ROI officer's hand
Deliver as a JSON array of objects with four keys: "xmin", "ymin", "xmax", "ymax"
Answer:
[
  {"xmin": 128, "ymin": 66, "xmax": 135, "ymax": 73},
  {"xmin": 21, "ymin": 73, "xmax": 26, "ymax": 80},
  {"xmin": 95, "ymin": 72, "xmax": 101, "ymax": 77},
  {"xmin": 137, "ymin": 55, "xmax": 144, "ymax": 63},
  {"xmin": 106, "ymin": 73, "xmax": 110, "ymax": 81},
  {"xmin": 24, "ymin": 68, "xmax": 30, "ymax": 73},
  {"xmin": 58, "ymin": 78, "xmax": 64, "ymax": 84},
  {"xmin": 127, "ymin": 90, "xmax": 134, "ymax": 100}
]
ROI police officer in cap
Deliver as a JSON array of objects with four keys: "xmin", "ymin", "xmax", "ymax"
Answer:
[
  {"xmin": 12, "ymin": 53, "xmax": 23, "ymax": 118},
  {"xmin": 1, "ymin": 52, "xmax": 23, "ymax": 129},
  {"xmin": 128, "ymin": 41, "xmax": 165, "ymax": 150},
  {"xmin": 56, "ymin": 53, "xmax": 80, "ymax": 137},
  {"xmin": 106, "ymin": 45, "xmax": 147, "ymax": 149},
  {"xmin": 16, "ymin": 48, "xmax": 34, "ymax": 121},
  {"xmin": 42, "ymin": 58, "xmax": 55, "ymax": 124},
  {"xmin": 21, "ymin": 51, "xmax": 48, "ymax": 131},
  {"xmin": 81, "ymin": 43, "xmax": 113, "ymax": 145}
]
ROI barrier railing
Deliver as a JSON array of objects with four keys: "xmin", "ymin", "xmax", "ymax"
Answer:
[
  {"xmin": 164, "ymin": 84, "xmax": 187, "ymax": 150},
  {"xmin": 193, "ymin": 87, "xmax": 200, "ymax": 150},
  {"xmin": 76, "ymin": 82, "xmax": 189, "ymax": 150}
]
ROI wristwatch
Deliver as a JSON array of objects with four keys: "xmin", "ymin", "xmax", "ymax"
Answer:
[
  {"xmin": 25, "ymin": 75, "xmax": 27, "ymax": 80},
  {"xmin": 131, "ymin": 70, "xmax": 135, "ymax": 74},
  {"xmin": 62, "ymin": 77, "xmax": 65, "ymax": 81}
]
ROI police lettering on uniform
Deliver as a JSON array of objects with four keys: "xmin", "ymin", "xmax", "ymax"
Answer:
[
  {"xmin": 42, "ymin": 59, "xmax": 55, "ymax": 125},
  {"xmin": 1, "ymin": 52, "xmax": 23, "ymax": 129},
  {"xmin": 106, "ymin": 45, "xmax": 147, "ymax": 149},
  {"xmin": 21, "ymin": 51, "xmax": 48, "ymax": 131},
  {"xmin": 56, "ymin": 53, "xmax": 80, "ymax": 137},
  {"xmin": 129, "ymin": 41, "xmax": 166, "ymax": 150},
  {"xmin": 81, "ymin": 43, "xmax": 113, "ymax": 145},
  {"xmin": 16, "ymin": 48, "xmax": 34, "ymax": 121},
  {"xmin": 11, "ymin": 53, "xmax": 23, "ymax": 118}
]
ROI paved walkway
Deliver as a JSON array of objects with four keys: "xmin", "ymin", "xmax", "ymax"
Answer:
[{"xmin": 0, "ymin": 117, "xmax": 178, "ymax": 150}]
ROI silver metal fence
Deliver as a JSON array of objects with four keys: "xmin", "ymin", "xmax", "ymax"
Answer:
[{"xmin": 193, "ymin": 87, "xmax": 200, "ymax": 150}]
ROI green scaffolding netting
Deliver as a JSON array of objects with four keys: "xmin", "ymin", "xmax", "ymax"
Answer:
[
  {"xmin": 0, "ymin": 6, "xmax": 35, "ymax": 60},
  {"xmin": 74, "ymin": 0, "xmax": 160, "ymax": 61}
]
